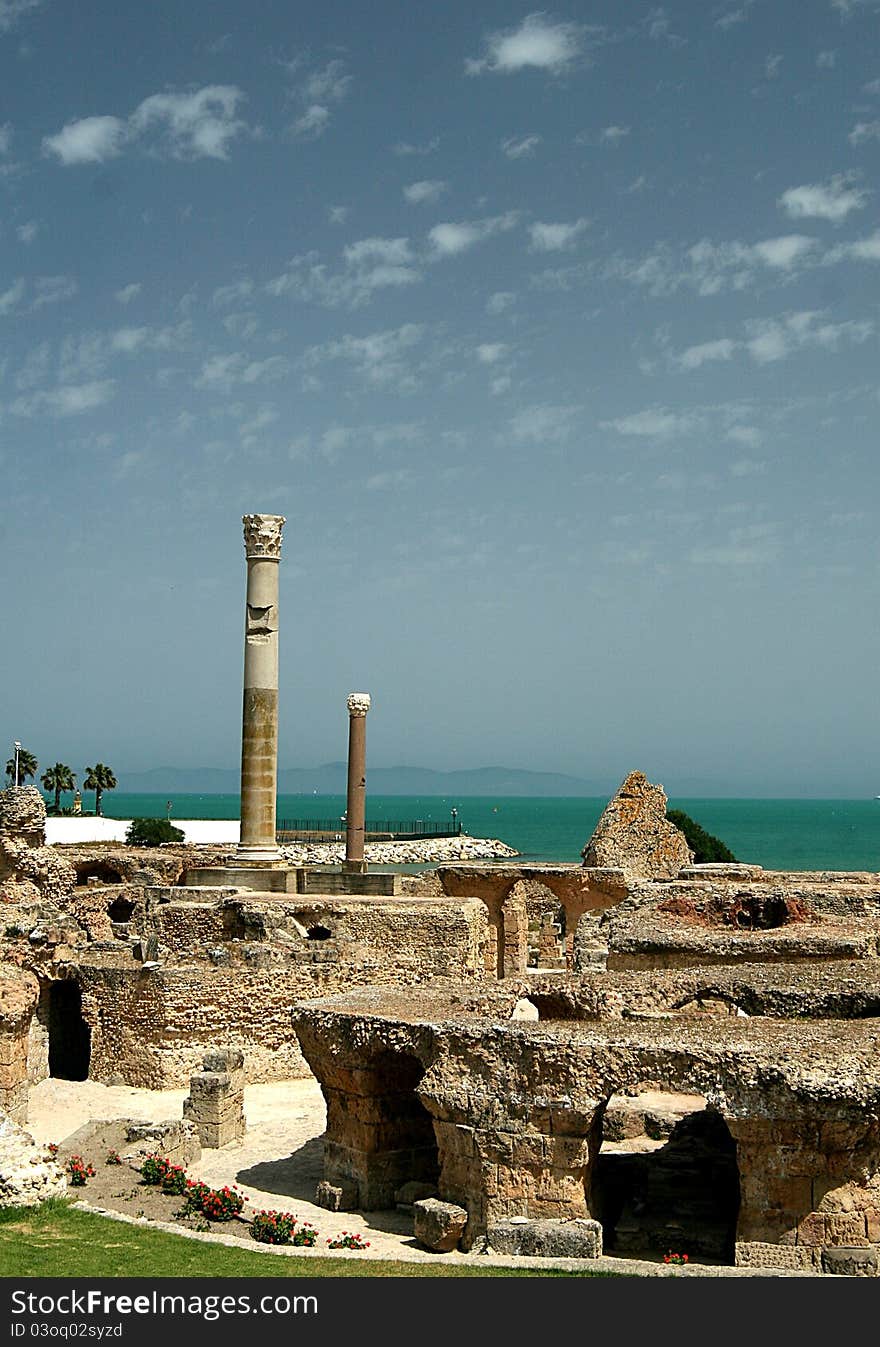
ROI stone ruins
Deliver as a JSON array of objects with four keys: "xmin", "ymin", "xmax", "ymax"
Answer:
[{"xmin": 1, "ymin": 518, "xmax": 879, "ymax": 1274}]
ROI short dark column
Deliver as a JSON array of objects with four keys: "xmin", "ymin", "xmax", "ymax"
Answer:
[{"xmin": 344, "ymin": 693, "xmax": 371, "ymax": 873}]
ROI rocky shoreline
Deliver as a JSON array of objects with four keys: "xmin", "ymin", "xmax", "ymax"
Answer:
[{"xmin": 279, "ymin": 833, "xmax": 519, "ymax": 865}]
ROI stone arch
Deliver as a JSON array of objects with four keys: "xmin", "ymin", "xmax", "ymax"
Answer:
[
  {"xmin": 75, "ymin": 860, "xmax": 123, "ymax": 886},
  {"xmin": 589, "ymin": 1085, "xmax": 740, "ymax": 1263},
  {"xmin": 321, "ymin": 1048, "xmax": 439, "ymax": 1209}
]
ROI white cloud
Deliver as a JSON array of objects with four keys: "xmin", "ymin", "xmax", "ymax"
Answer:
[
  {"xmin": 365, "ymin": 469, "xmax": 413, "ymax": 491},
  {"xmin": 44, "ymin": 87, "xmax": 252, "ymax": 165},
  {"xmin": 849, "ymin": 120, "xmax": 880, "ymax": 144},
  {"xmin": 745, "ymin": 310, "xmax": 874, "ymax": 363},
  {"xmin": 328, "ymin": 205, "xmax": 349, "ymax": 225},
  {"xmin": 827, "ymin": 229, "xmax": 880, "ymax": 261},
  {"xmin": 817, "ymin": 49, "xmax": 837, "ymax": 67},
  {"xmin": 195, "ymin": 353, "xmax": 290, "ymax": 392},
  {"xmin": 212, "ymin": 279, "xmax": 254, "ymax": 307},
  {"xmin": 16, "ymin": 221, "xmax": 37, "ymax": 244},
  {"xmin": 602, "ymin": 408, "xmax": 698, "ymax": 437},
  {"xmin": 114, "ymin": 283, "xmax": 141, "ymax": 305},
  {"xmin": 267, "ymin": 239, "xmax": 420, "ymax": 309},
  {"xmin": 487, "ymin": 291, "xmax": 515, "ymax": 314},
  {"xmin": 779, "ymin": 176, "xmax": 867, "ymax": 223},
  {"xmin": 0, "ymin": 0, "xmax": 42, "ymax": 32},
  {"xmin": 729, "ymin": 456, "xmax": 767, "ymax": 475},
  {"xmin": 319, "ymin": 425, "xmax": 354, "ymax": 461},
  {"xmin": 765, "ymin": 54, "xmax": 783, "ymax": 78},
  {"xmin": 291, "ymin": 104, "xmax": 330, "ymax": 139},
  {"xmin": 402, "ymin": 179, "xmax": 447, "ymax": 204},
  {"xmin": 726, "ymin": 426, "xmax": 763, "ymax": 449},
  {"xmin": 14, "ymin": 340, "xmax": 50, "ymax": 390},
  {"xmin": 392, "ymin": 137, "xmax": 439, "ymax": 156},
  {"xmin": 32, "ymin": 275, "xmax": 77, "ymax": 309},
  {"xmin": 428, "ymin": 212, "xmax": 518, "ymax": 258},
  {"xmin": 529, "ymin": 218, "xmax": 588, "ymax": 252},
  {"xmin": 600, "ymin": 125, "xmax": 630, "ymax": 144},
  {"xmin": 11, "ymin": 380, "xmax": 115, "ymax": 418},
  {"xmin": 751, "ymin": 235, "xmax": 816, "ymax": 269},
  {"xmin": 466, "ymin": 13, "xmax": 589, "ymax": 76},
  {"xmin": 303, "ymin": 323, "xmax": 426, "ymax": 391},
  {"xmin": 509, "ymin": 402, "xmax": 580, "ymax": 442},
  {"xmin": 301, "ymin": 60, "xmax": 351, "ymax": 105},
  {"xmin": 131, "ymin": 86, "xmax": 248, "ymax": 159},
  {"xmin": 288, "ymin": 59, "xmax": 351, "ymax": 140},
  {"xmin": 476, "ymin": 343, "xmax": 508, "ymax": 364},
  {"xmin": 42, "ymin": 115, "xmax": 128, "ymax": 165},
  {"xmin": 677, "ymin": 338, "xmax": 737, "ymax": 370},
  {"xmin": 715, "ymin": 5, "xmax": 754, "ymax": 29},
  {"xmin": 501, "ymin": 134, "xmax": 542, "ymax": 159}
]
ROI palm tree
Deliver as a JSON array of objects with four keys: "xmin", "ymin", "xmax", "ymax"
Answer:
[
  {"xmin": 83, "ymin": 763, "xmax": 117, "ymax": 817},
  {"xmin": 5, "ymin": 746, "xmax": 38, "ymax": 786},
  {"xmin": 41, "ymin": 763, "xmax": 77, "ymax": 814}
]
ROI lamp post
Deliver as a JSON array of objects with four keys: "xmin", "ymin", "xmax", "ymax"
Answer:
[{"xmin": 13, "ymin": 741, "xmax": 21, "ymax": 788}]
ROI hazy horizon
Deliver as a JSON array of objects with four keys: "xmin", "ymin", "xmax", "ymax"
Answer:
[{"xmin": 3, "ymin": 3, "xmax": 878, "ymax": 799}]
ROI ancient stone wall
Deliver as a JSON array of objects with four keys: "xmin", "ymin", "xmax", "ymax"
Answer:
[{"xmin": 0, "ymin": 968, "xmax": 39, "ymax": 1122}]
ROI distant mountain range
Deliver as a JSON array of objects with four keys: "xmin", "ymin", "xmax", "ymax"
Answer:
[{"xmin": 116, "ymin": 763, "xmax": 606, "ymax": 797}]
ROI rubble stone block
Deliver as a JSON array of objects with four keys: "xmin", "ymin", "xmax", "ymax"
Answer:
[
  {"xmin": 413, "ymin": 1198, "xmax": 468, "ymax": 1252},
  {"xmin": 486, "ymin": 1217, "xmax": 602, "ymax": 1259},
  {"xmin": 315, "ymin": 1179, "xmax": 358, "ymax": 1211},
  {"xmin": 821, "ymin": 1246, "xmax": 880, "ymax": 1277}
]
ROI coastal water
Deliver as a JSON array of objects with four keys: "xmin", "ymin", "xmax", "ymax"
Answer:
[{"xmin": 87, "ymin": 793, "xmax": 880, "ymax": 872}]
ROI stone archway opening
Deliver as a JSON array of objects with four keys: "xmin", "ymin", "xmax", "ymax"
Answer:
[
  {"xmin": 323, "ymin": 1048, "xmax": 439, "ymax": 1209},
  {"xmin": 107, "ymin": 896, "xmax": 135, "ymax": 924},
  {"xmin": 590, "ymin": 1088, "xmax": 740, "ymax": 1264},
  {"xmin": 46, "ymin": 979, "xmax": 91, "ymax": 1081},
  {"xmin": 75, "ymin": 861, "xmax": 123, "ymax": 886}
]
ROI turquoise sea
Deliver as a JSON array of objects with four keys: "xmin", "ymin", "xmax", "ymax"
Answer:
[{"xmin": 86, "ymin": 793, "xmax": 880, "ymax": 873}]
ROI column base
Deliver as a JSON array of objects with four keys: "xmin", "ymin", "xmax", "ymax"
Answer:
[
  {"xmin": 234, "ymin": 845, "xmax": 284, "ymax": 865},
  {"xmin": 342, "ymin": 859, "xmax": 368, "ymax": 874}
]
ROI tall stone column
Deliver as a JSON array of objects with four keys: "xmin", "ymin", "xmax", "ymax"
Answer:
[
  {"xmin": 236, "ymin": 514, "xmax": 285, "ymax": 864},
  {"xmin": 344, "ymin": 693, "xmax": 371, "ymax": 872}
]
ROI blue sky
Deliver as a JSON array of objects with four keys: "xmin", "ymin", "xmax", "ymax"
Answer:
[{"xmin": 2, "ymin": 1, "xmax": 878, "ymax": 796}]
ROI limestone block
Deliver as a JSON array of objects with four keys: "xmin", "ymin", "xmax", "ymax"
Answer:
[
  {"xmin": 486, "ymin": 1217, "xmax": 602, "ymax": 1259},
  {"xmin": 413, "ymin": 1197, "xmax": 469, "ymax": 1252},
  {"xmin": 735, "ymin": 1241, "xmax": 818, "ymax": 1270},
  {"xmin": 315, "ymin": 1179, "xmax": 358, "ymax": 1211}
]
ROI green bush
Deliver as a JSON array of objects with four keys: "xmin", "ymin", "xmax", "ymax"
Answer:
[
  {"xmin": 666, "ymin": 809, "xmax": 737, "ymax": 864},
  {"xmin": 125, "ymin": 818, "xmax": 185, "ymax": 847}
]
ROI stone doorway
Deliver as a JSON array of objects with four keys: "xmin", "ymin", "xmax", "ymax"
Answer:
[
  {"xmin": 47, "ymin": 979, "xmax": 91, "ymax": 1081},
  {"xmin": 590, "ymin": 1089, "xmax": 740, "ymax": 1263}
]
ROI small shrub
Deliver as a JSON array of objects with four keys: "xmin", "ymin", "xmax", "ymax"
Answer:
[
  {"xmin": 179, "ymin": 1179, "xmax": 212, "ymax": 1214},
  {"xmin": 290, "ymin": 1221, "xmax": 318, "ymax": 1247},
  {"xmin": 326, "ymin": 1230, "xmax": 370, "ymax": 1250},
  {"xmin": 160, "ymin": 1164, "xmax": 189, "ymax": 1196},
  {"xmin": 125, "ymin": 818, "xmax": 185, "ymax": 847},
  {"xmin": 105, "ymin": 1150, "xmax": 122, "ymax": 1166},
  {"xmin": 663, "ymin": 1251, "xmax": 689, "ymax": 1265},
  {"xmin": 198, "ymin": 1185, "xmax": 245, "ymax": 1222},
  {"xmin": 67, "ymin": 1155, "xmax": 96, "ymax": 1187},
  {"xmin": 250, "ymin": 1209, "xmax": 298, "ymax": 1245},
  {"xmin": 139, "ymin": 1154, "xmax": 171, "ymax": 1186},
  {"xmin": 46, "ymin": 1143, "xmax": 59, "ymax": 1157}
]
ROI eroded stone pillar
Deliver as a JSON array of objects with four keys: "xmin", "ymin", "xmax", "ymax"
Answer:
[
  {"xmin": 344, "ymin": 693, "xmax": 370, "ymax": 872},
  {"xmin": 236, "ymin": 514, "xmax": 285, "ymax": 864}
]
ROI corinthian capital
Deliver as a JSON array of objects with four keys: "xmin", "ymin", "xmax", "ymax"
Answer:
[
  {"xmin": 243, "ymin": 514, "xmax": 286, "ymax": 559},
  {"xmin": 347, "ymin": 692, "xmax": 371, "ymax": 717}
]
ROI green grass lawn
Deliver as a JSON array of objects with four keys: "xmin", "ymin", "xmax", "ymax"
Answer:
[{"xmin": 0, "ymin": 1201, "xmax": 617, "ymax": 1278}]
